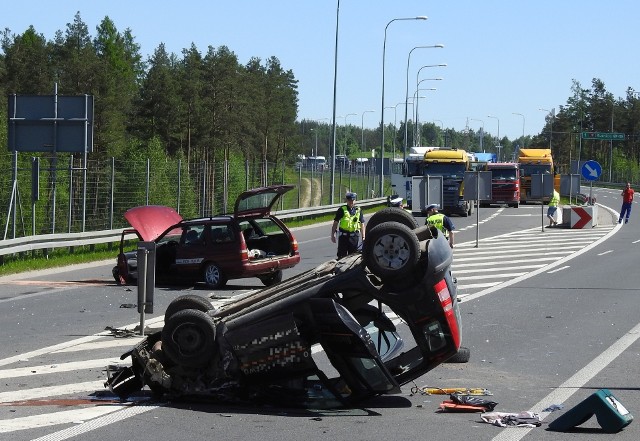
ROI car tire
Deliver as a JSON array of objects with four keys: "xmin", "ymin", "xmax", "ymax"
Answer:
[
  {"xmin": 203, "ymin": 263, "xmax": 227, "ymax": 289},
  {"xmin": 164, "ymin": 294, "xmax": 215, "ymax": 323},
  {"xmin": 161, "ymin": 309, "xmax": 216, "ymax": 368},
  {"xmin": 112, "ymin": 266, "xmax": 121, "ymax": 284},
  {"xmin": 366, "ymin": 207, "xmax": 418, "ymax": 235},
  {"xmin": 259, "ymin": 270, "xmax": 283, "ymax": 287},
  {"xmin": 445, "ymin": 346, "xmax": 470, "ymax": 363},
  {"xmin": 363, "ymin": 221, "xmax": 420, "ymax": 281}
]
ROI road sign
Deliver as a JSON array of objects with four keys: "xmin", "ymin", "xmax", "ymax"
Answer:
[
  {"xmin": 581, "ymin": 132, "xmax": 625, "ymax": 141},
  {"xmin": 570, "ymin": 206, "xmax": 593, "ymax": 229},
  {"xmin": 581, "ymin": 160, "xmax": 602, "ymax": 181}
]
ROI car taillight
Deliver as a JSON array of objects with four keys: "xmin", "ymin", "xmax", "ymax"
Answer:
[
  {"xmin": 290, "ymin": 234, "xmax": 299, "ymax": 254},
  {"xmin": 240, "ymin": 240, "xmax": 249, "ymax": 262},
  {"xmin": 434, "ymin": 279, "xmax": 461, "ymax": 349}
]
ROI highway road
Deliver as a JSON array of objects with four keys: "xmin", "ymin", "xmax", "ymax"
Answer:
[{"xmin": 1, "ymin": 186, "xmax": 639, "ymax": 440}]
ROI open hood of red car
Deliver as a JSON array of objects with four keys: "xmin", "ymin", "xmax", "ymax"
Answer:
[
  {"xmin": 123, "ymin": 205, "xmax": 183, "ymax": 242},
  {"xmin": 234, "ymin": 185, "xmax": 295, "ymax": 218}
]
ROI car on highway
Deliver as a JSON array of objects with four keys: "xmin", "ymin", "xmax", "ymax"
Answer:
[
  {"xmin": 106, "ymin": 208, "xmax": 463, "ymax": 408},
  {"xmin": 112, "ymin": 185, "xmax": 300, "ymax": 289}
]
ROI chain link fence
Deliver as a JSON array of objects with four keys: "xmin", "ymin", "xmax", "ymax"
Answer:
[{"xmin": 1, "ymin": 152, "xmax": 383, "ymax": 239}]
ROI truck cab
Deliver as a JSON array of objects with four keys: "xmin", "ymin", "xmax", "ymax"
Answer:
[
  {"xmin": 423, "ymin": 148, "xmax": 474, "ymax": 217},
  {"xmin": 482, "ymin": 162, "xmax": 520, "ymax": 208},
  {"xmin": 517, "ymin": 148, "xmax": 553, "ymax": 203}
]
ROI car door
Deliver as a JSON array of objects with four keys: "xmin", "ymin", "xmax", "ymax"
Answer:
[
  {"xmin": 309, "ymin": 298, "xmax": 401, "ymax": 399},
  {"xmin": 172, "ymin": 224, "xmax": 207, "ymax": 278}
]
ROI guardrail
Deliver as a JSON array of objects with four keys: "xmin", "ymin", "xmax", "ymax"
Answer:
[{"xmin": 0, "ymin": 198, "xmax": 388, "ymax": 259}]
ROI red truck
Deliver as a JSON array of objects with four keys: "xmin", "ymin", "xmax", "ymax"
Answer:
[{"xmin": 481, "ymin": 162, "xmax": 520, "ymax": 208}]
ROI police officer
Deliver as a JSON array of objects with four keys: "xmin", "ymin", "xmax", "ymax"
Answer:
[
  {"xmin": 425, "ymin": 204, "xmax": 455, "ymax": 248},
  {"xmin": 331, "ymin": 192, "xmax": 365, "ymax": 259}
]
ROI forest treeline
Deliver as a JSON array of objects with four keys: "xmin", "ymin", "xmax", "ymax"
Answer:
[{"xmin": 1, "ymin": 12, "xmax": 640, "ymax": 181}]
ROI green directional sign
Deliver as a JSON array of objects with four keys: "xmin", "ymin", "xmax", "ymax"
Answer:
[{"xmin": 581, "ymin": 132, "xmax": 625, "ymax": 141}]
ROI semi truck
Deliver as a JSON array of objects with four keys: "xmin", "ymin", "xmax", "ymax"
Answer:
[
  {"xmin": 390, "ymin": 146, "xmax": 439, "ymax": 209},
  {"xmin": 517, "ymin": 148, "xmax": 553, "ymax": 203},
  {"xmin": 481, "ymin": 162, "xmax": 520, "ymax": 208},
  {"xmin": 423, "ymin": 148, "xmax": 474, "ymax": 216}
]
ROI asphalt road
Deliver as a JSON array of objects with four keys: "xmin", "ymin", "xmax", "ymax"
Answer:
[{"xmin": 1, "ymin": 187, "xmax": 639, "ymax": 441}]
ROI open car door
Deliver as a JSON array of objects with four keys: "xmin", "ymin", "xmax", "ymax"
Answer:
[
  {"xmin": 309, "ymin": 298, "xmax": 401, "ymax": 400},
  {"xmin": 234, "ymin": 185, "xmax": 295, "ymax": 219}
]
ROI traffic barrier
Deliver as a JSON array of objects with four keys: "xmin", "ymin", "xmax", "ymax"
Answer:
[{"xmin": 563, "ymin": 205, "xmax": 598, "ymax": 229}]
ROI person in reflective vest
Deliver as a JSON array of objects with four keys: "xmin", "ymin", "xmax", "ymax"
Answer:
[
  {"xmin": 547, "ymin": 189, "xmax": 560, "ymax": 226},
  {"xmin": 425, "ymin": 204, "xmax": 454, "ymax": 248},
  {"xmin": 331, "ymin": 192, "xmax": 366, "ymax": 259}
]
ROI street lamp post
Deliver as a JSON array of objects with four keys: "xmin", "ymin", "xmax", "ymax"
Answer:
[
  {"xmin": 415, "ymin": 76, "xmax": 443, "ymax": 122},
  {"xmin": 329, "ymin": 0, "xmax": 341, "ymax": 204},
  {"xmin": 487, "ymin": 115, "xmax": 501, "ymax": 161},
  {"xmin": 512, "ymin": 112, "xmax": 525, "ymax": 161},
  {"xmin": 361, "ymin": 110, "xmax": 375, "ymax": 153},
  {"xmin": 343, "ymin": 113, "xmax": 356, "ymax": 155},
  {"xmin": 385, "ymin": 106, "xmax": 397, "ymax": 159},
  {"xmin": 539, "ymin": 107, "xmax": 554, "ymax": 153},
  {"xmin": 380, "ymin": 16, "xmax": 429, "ymax": 196},
  {"xmin": 470, "ymin": 118, "xmax": 484, "ymax": 152},
  {"xmin": 414, "ymin": 88, "xmax": 437, "ymax": 146},
  {"xmin": 404, "ymin": 47, "xmax": 444, "ymax": 162}
]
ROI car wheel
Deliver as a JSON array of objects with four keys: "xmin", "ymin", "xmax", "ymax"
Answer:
[
  {"xmin": 363, "ymin": 221, "xmax": 420, "ymax": 281},
  {"xmin": 203, "ymin": 263, "xmax": 227, "ymax": 289},
  {"xmin": 259, "ymin": 270, "xmax": 283, "ymax": 287},
  {"xmin": 112, "ymin": 266, "xmax": 121, "ymax": 284},
  {"xmin": 164, "ymin": 294, "xmax": 215, "ymax": 323},
  {"xmin": 366, "ymin": 207, "xmax": 418, "ymax": 235},
  {"xmin": 161, "ymin": 309, "xmax": 216, "ymax": 368},
  {"xmin": 445, "ymin": 346, "xmax": 470, "ymax": 363}
]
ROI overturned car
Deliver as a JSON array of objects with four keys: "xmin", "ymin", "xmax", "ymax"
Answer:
[{"xmin": 106, "ymin": 208, "xmax": 462, "ymax": 408}]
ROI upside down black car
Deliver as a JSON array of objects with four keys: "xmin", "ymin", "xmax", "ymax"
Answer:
[{"xmin": 106, "ymin": 208, "xmax": 463, "ymax": 408}]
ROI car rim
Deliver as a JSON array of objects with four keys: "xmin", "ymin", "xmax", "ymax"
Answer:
[
  {"xmin": 205, "ymin": 265, "xmax": 220, "ymax": 285},
  {"xmin": 371, "ymin": 233, "xmax": 412, "ymax": 270}
]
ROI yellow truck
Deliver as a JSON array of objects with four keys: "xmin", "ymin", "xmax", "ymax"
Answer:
[
  {"xmin": 423, "ymin": 148, "xmax": 474, "ymax": 216},
  {"xmin": 517, "ymin": 148, "xmax": 554, "ymax": 203}
]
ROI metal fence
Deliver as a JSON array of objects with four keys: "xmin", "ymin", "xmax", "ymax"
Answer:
[{"xmin": 1, "ymin": 152, "xmax": 385, "ymax": 240}]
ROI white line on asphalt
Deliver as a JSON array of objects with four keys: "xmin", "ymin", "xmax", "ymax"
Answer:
[
  {"xmin": 0, "ymin": 358, "xmax": 122, "ymax": 379},
  {"xmin": 0, "ymin": 380, "xmax": 105, "ymax": 403},
  {"xmin": 633, "ymin": 239, "xmax": 640, "ymax": 244},
  {"xmin": 28, "ymin": 404, "xmax": 160, "ymax": 441},
  {"xmin": 0, "ymin": 404, "xmax": 130, "ymax": 433},
  {"xmin": 491, "ymin": 321, "xmax": 640, "ymax": 441},
  {"xmin": 52, "ymin": 336, "xmax": 145, "ymax": 353},
  {"xmin": 546, "ymin": 265, "xmax": 569, "ymax": 274},
  {"xmin": 597, "ymin": 250, "xmax": 614, "ymax": 256},
  {"xmin": 461, "ymin": 220, "xmax": 622, "ymax": 303}
]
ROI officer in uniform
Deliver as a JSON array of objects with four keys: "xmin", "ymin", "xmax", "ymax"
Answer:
[
  {"xmin": 425, "ymin": 204, "xmax": 455, "ymax": 248},
  {"xmin": 331, "ymin": 192, "xmax": 366, "ymax": 259}
]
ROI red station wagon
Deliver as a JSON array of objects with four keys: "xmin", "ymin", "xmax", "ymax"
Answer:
[{"xmin": 113, "ymin": 185, "xmax": 300, "ymax": 288}]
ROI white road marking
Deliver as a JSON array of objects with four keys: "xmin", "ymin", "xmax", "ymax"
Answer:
[
  {"xmin": 0, "ymin": 381, "xmax": 105, "ymax": 403},
  {"xmin": 547, "ymin": 265, "xmax": 569, "ymax": 273},
  {"xmin": 0, "ymin": 358, "xmax": 122, "ymax": 379},
  {"xmin": 492, "ymin": 321, "xmax": 640, "ymax": 441},
  {"xmin": 0, "ymin": 404, "xmax": 130, "ymax": 433}
]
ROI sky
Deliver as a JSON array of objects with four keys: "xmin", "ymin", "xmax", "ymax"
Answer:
[{"xmin": 4, "ymin": 1, "xmax": 640, "ymax": 142}]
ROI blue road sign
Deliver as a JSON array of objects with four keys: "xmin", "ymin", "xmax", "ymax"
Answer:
[{"xmin": 581, "ymin": 160, "xmax": 602, "ymax": 181}]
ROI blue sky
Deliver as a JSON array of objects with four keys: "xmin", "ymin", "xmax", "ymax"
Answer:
[{"xmin": 4, "ymin": 1, "xmax": 639, "ymax": 141}]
